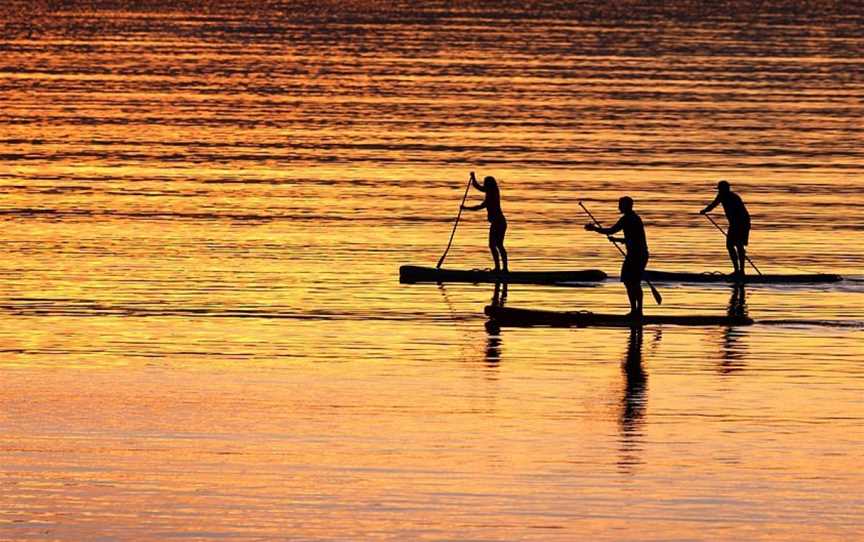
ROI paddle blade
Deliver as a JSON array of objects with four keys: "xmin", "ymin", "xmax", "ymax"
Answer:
[{"xmin": 649, "ymin": 283, "xmax": 663, "ymax": 305}]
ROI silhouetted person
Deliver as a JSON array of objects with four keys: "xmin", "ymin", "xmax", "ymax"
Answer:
[
  {"xmin": 585, "ymin": 197, "xmax": 649, "ymax": 316},
  {"xmin": 462, "ymin": 172, "xmax": 508, "ymax": 272},
  {"xmin": 701, "ymin": 180, "xmax": 750, "ymax": 277}
]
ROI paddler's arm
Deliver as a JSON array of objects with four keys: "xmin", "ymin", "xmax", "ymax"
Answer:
[
  {"xmin": 462, "ymin": 199, "xmax": 487, "ymax": 211},
  {"xmin": 585, "ymin": 216, "xmax": 624, "ymax": 236},
  {"xmin": 470, "ymin": 171, "xmax": 486, "ymax": 192},
  {"xmin": 700, "ymin": 195, "xmax": 720, "ymax": 214}
]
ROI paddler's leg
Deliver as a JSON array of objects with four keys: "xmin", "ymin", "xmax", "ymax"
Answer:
[
  {"xmin": 488, "ymin": 225, "xmax": 501, "ymax": 272},
  {"xmin": 490, "ymin": 246, "xmax": 501, "ymax": 272},
  {"xmin": 624, "ymin": 280, "xmax": 642, "ymax": 317},
  {"xmin": 635, "ymin": 253, "xmax": 647, "ymax": 315},
  {"xmin": 726, "ymin": 236, "xmax": 741, "ymax": 275},
  {"xmin": 498, "ymin": 220, "xmax": 508, "ymax": 272},
  {"xmin": 738, "ymin": 224, "xmax": 750, "ymax": 277},
  {"xmin": 489, "ymin": 220, "xmax": 508, "ymax": 272},
  {"xmin": 621, "ymin": 258, "xmax": 643, "ymax": 317}
]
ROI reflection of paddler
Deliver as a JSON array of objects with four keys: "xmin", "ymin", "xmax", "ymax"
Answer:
[
  {"xmin": 701, "ymin": 181, "xmax": 751, "ymax": 277},
  {"xmin": 585, "ymin": 196, "xmax": 650, "ymax": 316},
  {"xmin": 720, "ymin": 284, "xmax": 749, "ymax": 374},
  {"xmin": 619, "ymin": 326, "xmax": 647, "ymax": 472},
  {"xmin": 484, "ymin": 283, "xmax": 507, "ymax": 367},
  {"xmin": 622, "ymin": 326, "xmax": 646, "ymax": 424},
  {"xmin": 483, "ymin": 325, "xmax": 502, "ymax": 367},
  {"xmin": 728, "ymin": 284, "xmax": 747, "ymax": 319},
  {"xmin": 491, "ymin": 282, "xmax": 508, "ymax": 308},
  {"xmin": 462, "ymin": 172, "xmax": 508, "ymax": 272}
]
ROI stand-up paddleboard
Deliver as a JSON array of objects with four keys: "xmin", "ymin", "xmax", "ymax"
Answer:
[
  {"xmin": 485, "ymin": 305, "xmax": 754, "ymax": 328},
  {"xmin": 399, "ymin": 265, "xmax": 607, "ymax": 284},
  {"xmin": 643, "ymin": 270, "xmax": 842, "ymax": 284}
]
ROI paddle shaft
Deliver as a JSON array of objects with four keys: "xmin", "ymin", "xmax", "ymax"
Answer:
[
  {"xmin": 703, "ymin": 213, "xmax": 763, "ymax": 275},
  {"xmin": 578, "ymin": 201, "xmax": 662, "ymax": 305},
  {"xmin": 436, "ymin": 175, "xmax": 474, "ymax": 269},
  {"xmin": 579, "ymin": 203, "xmax": 626, "ymax": 258}
]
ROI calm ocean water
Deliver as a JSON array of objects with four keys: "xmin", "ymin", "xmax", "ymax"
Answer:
[{"xmin": 1, "ymin": 1, "xmax": 863, "ymax": 540}]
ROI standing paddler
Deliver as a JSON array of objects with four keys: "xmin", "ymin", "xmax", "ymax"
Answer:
[
  {"xmin": 462, "ymin": 172, "xmax": 508, "ymax": 273},
  {"xmin": 700, "ymin": 180, "xmax": 751, "ymax": 277},
  {"xmin": 585, "ymin": 197, "xmax": 650, "ymax": 317}
]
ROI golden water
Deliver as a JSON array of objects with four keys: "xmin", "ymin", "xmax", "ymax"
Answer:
[{"xmin": 1, "ymin": 2, "xmax": 863, "ymax": 540}]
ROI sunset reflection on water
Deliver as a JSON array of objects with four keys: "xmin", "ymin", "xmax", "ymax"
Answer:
[{"xmin": 1, "ymin": 1, "xmax": 863, "ymax": 540}]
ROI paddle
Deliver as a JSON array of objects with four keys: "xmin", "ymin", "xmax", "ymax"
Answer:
[
  {"xmin": 578, "ymin": 201, "xmax": 662, "ymax": 305},
  {"xmin": 702, "ymin": 213, "xmax": 763, "ymax": 276},
  {"xmin": 436, "ymin": 172, "xmax": 474, "ymax": 269}
]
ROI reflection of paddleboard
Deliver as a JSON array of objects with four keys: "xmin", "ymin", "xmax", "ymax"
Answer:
[{"xmin": 485, "ymin": 305, "xmax": 754, "ymax": 328}]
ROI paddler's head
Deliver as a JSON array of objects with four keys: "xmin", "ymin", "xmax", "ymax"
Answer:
[
  {"xmin": 717, "ymin": 180, "xmax": 731, "ymax": 194},
  {"xmin": 618, "ymin": 196, "xmax": 634, "ymax": 214},
  {"xmin": 484, "ymin": 176, "xmax": 497, "ymax": 190}
]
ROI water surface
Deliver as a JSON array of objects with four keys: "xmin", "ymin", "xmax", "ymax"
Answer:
[{"xmin": 1, "ymin": 1, "xmax": 863, "ymax": 540}]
